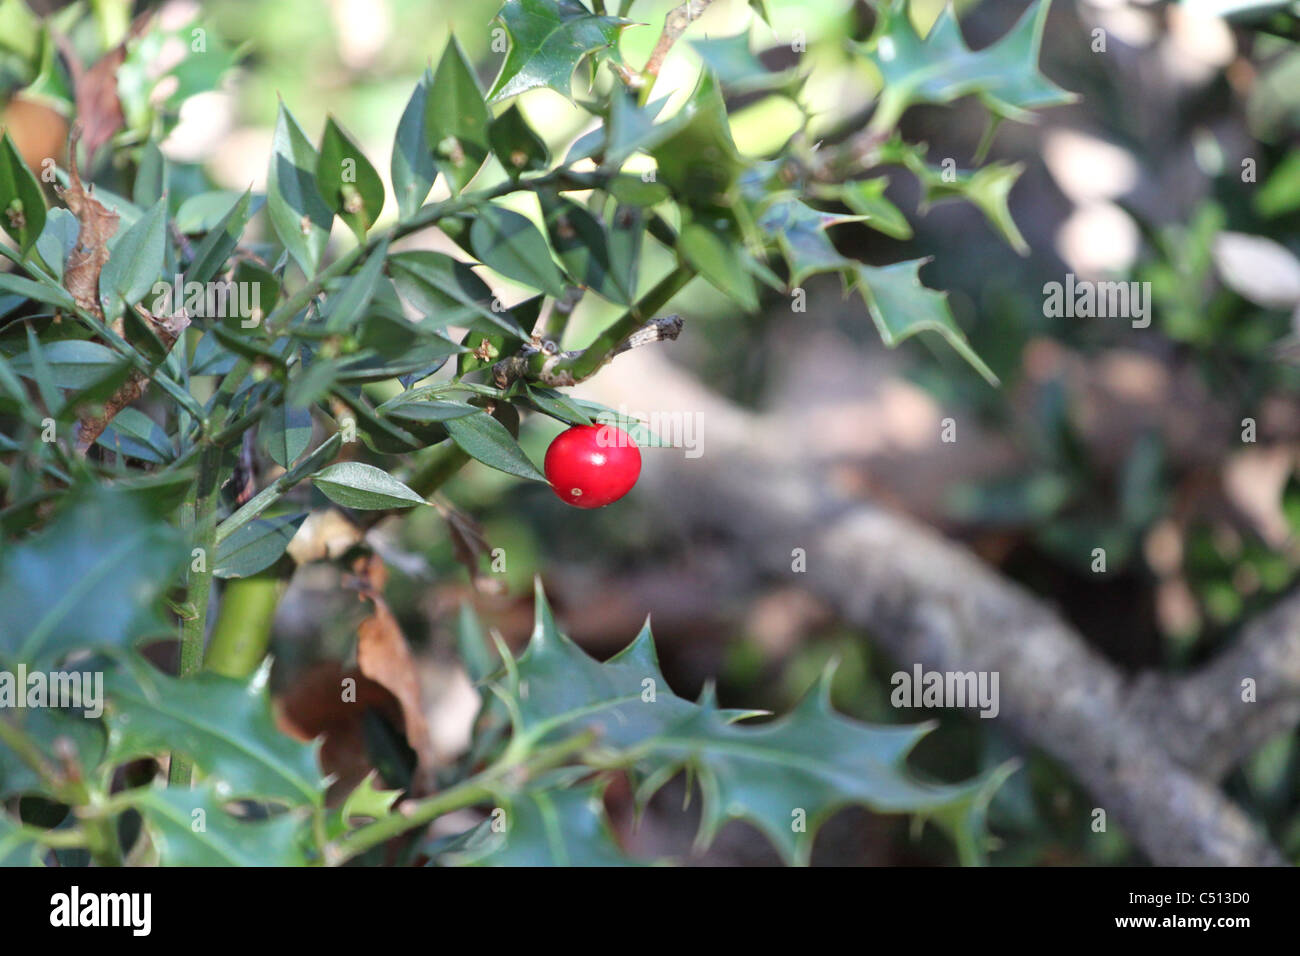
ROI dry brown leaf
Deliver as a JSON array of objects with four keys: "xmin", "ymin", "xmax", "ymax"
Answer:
[
  {"xmin": 55, "ymin": 14, "xmax": 152, "ymax": 167},
  {"xmin": 55, "ymin": 126, "xmax": 119, "ymax": 319},
  {"xmin": 352, "ymin": 554, "xmax": 436, "ymax": 794}
]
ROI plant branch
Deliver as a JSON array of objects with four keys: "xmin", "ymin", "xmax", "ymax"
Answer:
[{"xmin": 641, "ymin": 0, "xmax": 716, "ymax": 104}]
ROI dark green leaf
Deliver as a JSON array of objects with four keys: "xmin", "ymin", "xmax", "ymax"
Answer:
[
  {"xmin": 186, "ymin": 189, "xmax": 253, "ymax": 285},
  {"xmin": 490, "ymin": 0, "xmax": 628, "ymax": 102},
  {"xmin": 102, "ymin": 197, "xmax": 167, "ymax": 310},
  {"xmin": 445, "ymin": 410, "xmax": 546, "ymax": 481},
  {"xmin": 266, "ymin": 104, "xmax": 334, "ymax": 274},
  {"xmin": 489, "ymin": 103, "xmax": 550, "ymax": 178},
  {"xmin": 0, "ymin": 130, "xmax": 46, "ymax": 253},
  {"xmin": 469, "ymin": 205, "xmax": 567, "ymax": 298},
  {"xmin": 312, "ymin": 461, "xmax": 427, "ymax": 509},
  {"xmin": 258, "ymin": 402, "xmax": 313, "ymax": 468},
  {"xmin": 214, "ymin": 513, "xmax": 307, "ymax": 579},
  {"xmin": 392, "ymin": 69, "xmax": 437, "ymax": 218},
  {"xmin": 426, "ymin": 40, "xmax": 491, "ymax": 195},
  {"xmin": 133, "ymin": 785, "xmax": 309, "ymax": 866},
  {"xmin": 317, "ymin": 117, "xmax": 386, "ymax": 242}
]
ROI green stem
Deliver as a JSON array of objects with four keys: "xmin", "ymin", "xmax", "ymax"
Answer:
[
  {"xmin": 330, "ymin": 730, "xmax": 596, "ymax": 864},
  {"xmin": 527, "ymin": 266, "xmax": 693, "ymax": 383},
  {"xmin": 204, "ymin": 570, "xmax": 287, "ymax": 679},
  {"xmin": 170, "ymin": 442, "xmax": 223, "ymax": 788},
  {"xmin": 214, "ymin": 432, "xmax": 343, "ymax": 546}
]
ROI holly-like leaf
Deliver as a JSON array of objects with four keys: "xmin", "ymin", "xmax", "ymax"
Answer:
[
  {"xmin": 0, "ymin": 813, "xmax": 42, "ymax": 866},
  {"xmin": 0, "ymin": 486, "xmax": 186, "ymax": 669},
  {"xmin": 489, "ymin": 0, "xmax": 629, "ymax": 102},
  {"xmin": 0, "ymin": 130, "xmax": 47, "ymax": 254},
  {"xmin": 313, "ymin": 461, "xmax": 427, "ymax": 510},
  {"xmin": 0, "ymin": 708, "xmax": 106, "ymax": 800},
  {"xmin": 133, "ymin": 785, "xmax": 309, "ymax": 866},
  {"xmin": 104, "ymin": 662, "xmax": 324, "ymax": 807},
  {"xmin": 489, "ymin": 582, "xmax": 1006, "ymax": 865},
  {"xmin": 650, "ymin": 73, "xmax": 745, "ymax": 211},
  {"xmin": 267, "ymin": 104, "xmax": 334, "ymax": 274},
  {"xmin": 442, "ymin": 779, "xmax": 636, "ymax": 866},
  {"xmin": 814, "ymin": 177, "xmax": 913, "ymax": 240},
  {"xmin": 851, "ymin": 259, "xmax": 999, "ymax": 385},
  {"xmin": 426, "ymin": 40, "xmax": 491, "ymax": 195},
  {"xmin": 857, "ymin": 0, "xmax": 1074, "ymax": 131},
  {"xmin": 757, "ymin": 198, "xmax": 866, "ymax": 287},
  {"xmin": 316, "ymin": 117, "xmax": 385, "ymax": 242}
]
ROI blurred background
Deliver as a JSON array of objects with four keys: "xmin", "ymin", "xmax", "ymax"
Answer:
[{"xmin": 4, "ymin": 0, "xmax": 1300, "ymax": 864}]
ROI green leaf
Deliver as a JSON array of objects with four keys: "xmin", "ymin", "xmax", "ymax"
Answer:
[
  {"xmin": 380, "ymin": 398, "xmax": 480, "ymax": 423},
  {"xmin": 312, "ymin": 461, "xmax": 427, "ymax": 509},
  {"xmin": 0, "ymin": 485, "xmax": 187, "ymax": 668},
  {"xmin": 97, "ymin": 407, "xmax": 174, "ymax": 463},
  {"xmin": 817, "ymin": 177, "xmax": 913, "ymax": 240},
  {"xmin": 186, "ymin": 189, "xmax": 253, "ymax": 285},
  {"xmin": 266, "ymin": 104, "xmax": 334, "ymax": 274},
  {"xmin": 492, "ymin": 583, "xmax": 1006, "ymax": 865},
  {"xmin": 456, "ymin": 601, "xmax": 497, "ymax": 686},
  {"xmin": 133, "ymin": 785, "xmax": 309, "ymax": 866},
  {"xmin": 857, "ymin": 0, "xmax": 1074, "ymax": 131},
  {"xmin": 689, "ymin": 31, "xmax": 801, "ymax": 95},
  {"xmin": 0, "ymin": 813, "xmax": 42, "ymax": 866},
  {"xmin": 518, "ymin": 383, "xmax": 593, "ymax": 425},
  {"xmin": 447, "ymin": 781, "xmax": 635, "ymax": 866},
  {"xmin": 426, "ymin": 39, "xmax": 491, "ymax": 195},
  {"xmin": 541, "ymin": 194, "xmax": 633, "ymax": 304},
  {"xmin": 321, "ymin": 237, "xmax": 389, "ymax": 332},
  {"xmin": 341, "ymin": 771, "xmax": 402, "ymax": 823},
  {"xmin": 851, "ymin": 260, "xmax": 998, "ymax": 385},
  {"xmin": 101, "ymin": 197, "xmax": 167, "ymax": 309},
  {"xmin": 757, "ymin": 198, "xmax": 866, "ymax": 287},
  {"xmin": 489, "ymin": 0, "xmax": 629, "ymax": 102},
  {"xmin": 469, "ymin": 204, "xmax": 567, "ymax": 298},
  {"xmin": 445, "ymin": 410, "xmax": 546, "ymax": 482},
  {"xmin": 34, "ymin": 207, "xmax": 80, "ymax": 280},
  {"xmin": 0, "ymin": 708, "xmax": 106, "ymax": 800},
  {"xmin": 175, "ymin": 189, "xmax": 253, "ymax": 234},
  {"xmin": 392, "ymin": 70, "xmax": 437, "ymax": 218},
  {"xmin": 0, "ymin": 272, "xmax": 75, "ymax": 310},
  {"xmin": 258, "ymin": 402, "xmax": 313, "ymax": 468},
  {"xmin": 388, "ymin": 249, "xmax": 519, "ymax": 333},
  {"xmin": 105, "ymin": 663, "xmax": 324, "ymax": 807},
  {"xmin": 9, "ymin": 339, "xmax": 125, "ymax": 389},
  {"xmin": 649, "ymin": 73, "xmax": 746, "ymax": 211},
  {"xmin": 317, "ymin": 117, "xmax": 386, "ymax": 242},
  {"xmin": 0, "ymin": 130, "xmax": 46, "ymax": 253},
  {"xmin": 677, "ymin": 218, "xmax": 757, "ymax": 311},
  {"xmin": 213, "ymin": 513, "xmax": 307, "ymax": 579},
  {"xmin": 489, "ymin": 103, "xmax": 550, "ymax": 178},
  {"xmin": 133, "ymin": 140, "xmax": 167, "ymax": 208}
]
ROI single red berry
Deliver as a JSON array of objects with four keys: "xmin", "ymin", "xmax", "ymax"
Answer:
[{"xmin": 544, "ymin": 424, "xmax": 641, "ymax": 508}]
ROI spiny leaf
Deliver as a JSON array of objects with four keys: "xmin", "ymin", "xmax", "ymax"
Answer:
[
  {"xmin": 851, "ymin": 259, "xmax": 999, "ymax": 385},
  {"xmin": 489, "ymin": 0, "xmax": 629, "ymax": 102},
  {"xmin": 489, "ymin": 582, "xmax": 1007, "ymax": 865},
  {"xmin": 133, "ymin": 784, "xmax": 310, "ymax": 866},
  {"xmin": 0, "ymin": 707, "xmax": 106, "ymax": 800},
  {"xmin": 104, "ymin": 662, "xmax": 325, "ymax": 807},
  {"xmin": 858, "ymin": 0, "xmax": 1074, "ymax": 131},
  {"xmin": 0, "ymin": 485, "xmax": 187, "ymax": 669},
  {"xmin": 0, "ymin": 812, "xmax": 42, "ymax": 866},
  {"xmin": 442, "ymin": 780, "xmax": 636, "ymax": 866}
]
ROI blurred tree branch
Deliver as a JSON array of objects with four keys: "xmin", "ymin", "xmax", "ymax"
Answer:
[{"xmin": 586, "ymin": 351, "xmax": 1293, "ymax": 865}]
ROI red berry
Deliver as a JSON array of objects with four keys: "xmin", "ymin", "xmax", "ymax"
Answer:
[{"xmin": 544, "ymin": 424, "xmax": 641, "ymax": 509}]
